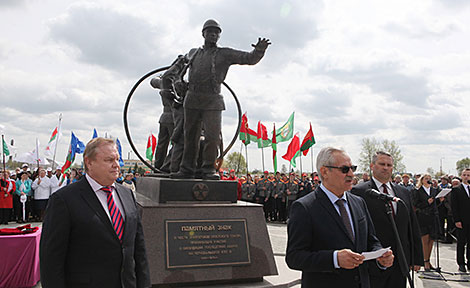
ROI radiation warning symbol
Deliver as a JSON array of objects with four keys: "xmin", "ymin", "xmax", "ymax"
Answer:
[{"xmin": 192, "ymin": 183, "xmax": 209, "ymax": 201}]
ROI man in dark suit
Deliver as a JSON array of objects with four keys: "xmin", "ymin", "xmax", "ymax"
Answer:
[
  {"xmin": 40, "ymin": 137, "xmax": 151, "ymax": 288},
  {"xmin": 286, "ymin": 147, "xmax": 393, "ymax": 288},
  {"xmin": 351, "ymin": 151, "xmax": 423, "ymax": 288},
  {"xmin": 451, "ymin": 168, "xmax": 470, "ymax": 272}
]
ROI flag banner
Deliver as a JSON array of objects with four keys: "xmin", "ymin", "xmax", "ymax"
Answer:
[
  {"xmin": 14, "ymin": 149, "xmax": 49, "ymax": 165},
  {"xmin": 2, "ymin": 137, "xmax": 10, "ymax": 157},
  {"xmin": 61, "ymin": 132, "xmax": 85, "ymax": 174},
  {"xmin": 44, "ymin": 127, "xmax": 59, "ymax": 157},
  {"xmin": 282, "ymin": 132, "xmax": 300, "ymax": 168},
  {"xmin": 239, "ymin": 113, "xmax": 257, "ymax": 145},
  {"xmin": 146, "ymin": 134, "xmax": 157, "ymax": 162},
  {"xmin": 276, "ymin": 112, "xmax": 294, "ymax": 143},
  {"xmin": 300, "ymin": 123, "xmax": 316, "ymax": 156},
  {"xmin": 116, "ymin": 138, "xmax": 124, "ymax": 167},
  {"xmin": 272, "ymin": 123, "xmax": 277, "ymax": 173},
  {"xmin": 257, "ymin": 121, "xmax": 271, "ymax": 148},
  {"xmin": 92, "ymin": 128, "xmax": 98, "ymax": 139}
]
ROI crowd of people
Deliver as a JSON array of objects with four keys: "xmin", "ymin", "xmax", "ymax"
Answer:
[
  {"xmin": 2, "ymin": 151, "xmax": 469, "ymax": 283},
  {"xmin": 0, "ymin": 164, "xmax": 142, "ymax": 225},
  {"xmin": 283, "ymin": 148, "xmax": 470, "ymax": 288},
  {"xmin": 221, "ymin": 157, "xmax": 469, "ymax": 277}
]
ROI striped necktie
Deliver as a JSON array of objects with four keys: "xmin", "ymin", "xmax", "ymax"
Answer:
[{"xmin": 101, "ymin": 186, "xmax": 124, "ymax": 242}]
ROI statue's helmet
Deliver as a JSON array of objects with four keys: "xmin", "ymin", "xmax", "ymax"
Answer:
[{"xmin": 202, "ymin": 19, "xmax": 222, "ymax": 33}]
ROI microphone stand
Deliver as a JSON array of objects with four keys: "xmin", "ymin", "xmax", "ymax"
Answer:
[{"xmin": 384, "ymin": 201, "xmax": 415, "ymax": 288}]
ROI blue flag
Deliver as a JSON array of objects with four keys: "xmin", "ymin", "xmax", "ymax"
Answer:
[
  {"xmin": 62, "ymin": 132, "xmax": 85, "ymax": 173},
  {"xmin": 92, "ymin": 128, "xmax": 98, "ymax": 139},
  {"xmin": 116, "ymin": 138, "xmax": 124, "ymax": 167}
]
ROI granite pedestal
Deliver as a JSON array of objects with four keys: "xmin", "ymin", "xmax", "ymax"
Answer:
[{"xmin": 136, "ymin": 177, "xmax": 278, "ymax": 287}]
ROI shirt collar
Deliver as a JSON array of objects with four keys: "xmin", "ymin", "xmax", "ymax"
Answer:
[
  {"xmin": 320, "ymin": 183, "xmax": 347, "ymax": 205},
  {"xmin": 86, "ymin": 174, "xmax": 115, "ymax": 193},
  {"xmin": 372, "ymin": 176, "xmax": 391, "ymax": 190}
]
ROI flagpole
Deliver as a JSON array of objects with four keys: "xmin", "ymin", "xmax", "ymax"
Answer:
[
  {"xmin": 245, "ymin": 144, "xmax": 249, "ymax": 176},
  {"xmin": 51, "ymin": 113, "xmax": 62, "ymax": 171},
  {"xmin": 236, "ymin": 142, "xmax": 243, "ymax": 174},
  {"xmin": 299, "ymin": 153, "xmax": 303, "ymax": 176},
  {"xmin": 311, "ymin": 147, "xmax": 314, "ymax": 173},
  {"xmin": 36, "ymin": 138, "xmax": 40, "ymax": 172},
  {"xmin": 2, "ymin": 135, "xmax": 5, "ymax": 173},
  {"xmin": 261, "ymin": 146, "xmax": 265, "ymax": 172}
]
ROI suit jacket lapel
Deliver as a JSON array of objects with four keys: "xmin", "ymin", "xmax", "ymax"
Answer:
[
  {"xmin": 391, "ymin": 183, "xmax": 403, "ymax": 216},
  {"xmin": 78, "ymin": 178, "xmax": 120, "ymax": 241},
  {"xmin": 317, "ymin": 188, "xmax": 354, "ymax": 244}
]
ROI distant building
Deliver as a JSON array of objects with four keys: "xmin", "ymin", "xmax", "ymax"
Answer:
[{"xmin": 122, "ymin": 159, "xmax": 152, "ymax": 172}]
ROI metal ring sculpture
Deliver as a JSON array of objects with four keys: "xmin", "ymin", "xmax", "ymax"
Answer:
[{"xmin": 123, "ymin": 66, "xmax": 242, "ymax": 172}]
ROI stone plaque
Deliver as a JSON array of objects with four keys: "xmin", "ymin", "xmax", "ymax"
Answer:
[{"xmin": 165, "ymin": 219, "xmax": 251, "ymax": 269}]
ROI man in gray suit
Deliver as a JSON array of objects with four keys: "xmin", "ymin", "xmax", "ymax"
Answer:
[{"xmin": 40, "ymin": 137, "xmax": 151, "ymax": 288}]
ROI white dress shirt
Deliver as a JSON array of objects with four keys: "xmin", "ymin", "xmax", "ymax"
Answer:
[
  {"xmin": 372, "ymin": 177, "xmax": 397, "ymax": 212},
  {"xmin": 85, "ymin": 174, "xmax": 125, "ymax": 221}
]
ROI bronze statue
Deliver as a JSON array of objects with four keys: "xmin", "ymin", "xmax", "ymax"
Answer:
[
  {"xmin": 150, "ymin": 55, "xmax": 187, "ymax": 174},
  {"xmin": 172, "ymin": 19, "xmax": 271, "ymax": 180}
]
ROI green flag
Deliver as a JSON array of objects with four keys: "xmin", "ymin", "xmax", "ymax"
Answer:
[
  {"xmin": 276, "ymin": 112, "xmax": 294, "ymax": 143},
  {"xmin": 2, "ymin": 138, "xmax": 10, "ymax": 156}
]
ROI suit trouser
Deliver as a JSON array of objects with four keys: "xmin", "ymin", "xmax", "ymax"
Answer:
[
  {"xmin": 155, "ymin": 122, "xmax": 174, "ymax": 170},
  {"xmin": 456, "ymin": 226, "xmax": 470, "ymax": 265},
  {"xmin": 179, "ymin": 109, "xmax": 221, "ymax": 175}
]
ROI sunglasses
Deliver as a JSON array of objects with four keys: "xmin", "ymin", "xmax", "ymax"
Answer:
[{"xmin": 325, "ymin": 165, "xmax": 357, "ymax": 173}]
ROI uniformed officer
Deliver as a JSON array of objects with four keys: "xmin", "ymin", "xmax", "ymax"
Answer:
[{"xmin": 256, "ymin": 171, "xmax": 272, "ymax": 221}]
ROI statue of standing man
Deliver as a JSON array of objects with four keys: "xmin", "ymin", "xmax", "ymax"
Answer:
[{"xmin": 172, "ymin": 19, "xmax": 271, "ymax": 180}]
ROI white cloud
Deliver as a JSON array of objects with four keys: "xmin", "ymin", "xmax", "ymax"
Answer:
[{"xmin": 1, "ymin": 0, "xmax": 470, "ymax": 175}]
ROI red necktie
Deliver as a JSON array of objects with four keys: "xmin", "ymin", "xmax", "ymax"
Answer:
[
  {"xmin": 382, "ymin": 184, "xmax": 395, "ymax": 217},
  {"xmin": 101, "ymin": 186, "xmax": 124, "ymax": 242}
]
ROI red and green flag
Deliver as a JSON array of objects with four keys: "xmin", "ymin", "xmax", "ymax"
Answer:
[
  {"xmin": 272, "ymin": 123, "xmax": 277, "ymax": 173},
  {"xmin": 257, "ymin": 121, "xmax": 271, "ymax": 148},
  {"xmin": 239, "ymin": 113, "xmax": 257, "ymax": 145},
  {"xmin": 61, "ymin": 132, "xmax": 85, "ymax": 174},
  {"xmin": 282, "ymin": 132, "xmax": 300, "ymax": 168},
  {"xmin": 276, "ymin": 112, "xmax": 294, "ymax": 143},
  {"xmin": 44, "ymin": 126, "xmax": 59, "ymax": 157},
  {"xmin": 300, "ymin": 123, "xmax": 316, "ymax": 156},
  {"xmin": 146, "ymin": 134, "xmax": 157, "ymax": 162}
]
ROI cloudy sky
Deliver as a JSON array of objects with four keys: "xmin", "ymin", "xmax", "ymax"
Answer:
[{"xmin": 1, "ymin": 0, "xmax": 469, "ymax": 175}]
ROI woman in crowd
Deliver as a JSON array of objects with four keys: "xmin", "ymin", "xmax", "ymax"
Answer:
[
  {"xmin": 31, "ymin": 168, "xmax": 51, "ymax": 221},
  {"xmin": 15, "ymin": 172, "xmax": 32, "ymax": 223},
  {"xmin": 69, "ymin": 168, "xmax": 80, "ymax": 185},
  {"xmin": 122, "ymin": 173, "xmax": 136, "ymax": 197},
  {"xmin": 0, "ymin": 171, "xmax": 16, "ymax": 224},
  {"xmin": 413, "ymin": 173, "xmax": 441, "ymax": 271}
]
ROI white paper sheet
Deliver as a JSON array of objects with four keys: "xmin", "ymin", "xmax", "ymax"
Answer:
[
  {"xmin": 435, "ymin": 188, "xmax": 451, "ymax": 198},
  {"xmin": 362, "ymin": 247, "xmax": 391, "ymax": 261}
]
